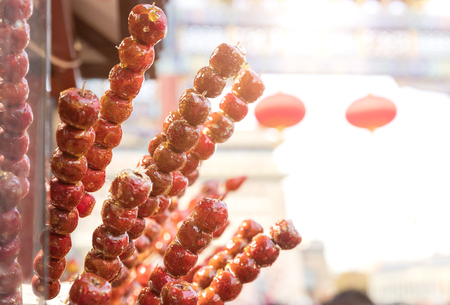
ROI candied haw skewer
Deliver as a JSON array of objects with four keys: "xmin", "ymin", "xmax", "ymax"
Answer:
[
  {"xmin": 78, "ymin": 3, "xmax": 167, "ymax": 218},
  {"xmin": 0, "ymin": 1, "xmax": 33, "ymax": 303},
  {"xmin": 197, "ymin": 219, "xmax": 301, "ymax": 304},
  {"xmin": 30, "ymin": 86, "xmax": 100, "ymax": 300}
]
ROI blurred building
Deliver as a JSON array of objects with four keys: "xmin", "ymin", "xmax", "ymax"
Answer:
[{"xmin": 367, "ymin": 254, "xmax": 450, "ymax": 304}]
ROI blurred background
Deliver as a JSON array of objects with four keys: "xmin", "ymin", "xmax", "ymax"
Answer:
[{"xmin": 30, "ymin": 0, "xmax": 450, "ymax": 304}]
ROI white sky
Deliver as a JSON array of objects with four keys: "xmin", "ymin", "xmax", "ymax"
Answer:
[{"xmin": 238, "ymin": 74, "xmax": 450, "ymax": 274}]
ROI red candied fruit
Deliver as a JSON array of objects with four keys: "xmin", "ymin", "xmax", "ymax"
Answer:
[
  {"xmin": 179, "ymin": 88, "xmax": 211, "ymax": 126},
  {"xmin": 76, "ymin": 193, "xmax": 96, "ymax": 218},
  {"xmin": 100, "ymin": 90, "xmax": 133, "ymax": 125},
  {"xmin": 148, "ymin": 265, "xmax": 178, "ymax": 295},
  {"xmin": 119, "ymin": 236, "xmax": 136, "ymax": 261},
  {"xmin": 167, "ymin": 172, "xmax": 188, "ymax": 197},
  {"xmin": 110, "ymin": 168, "xmax": 152, "ymax": 208},
  {"xmin": 3, "ymin": 0, "xmax": 33, "ymax": 22},
  {"xmin": 145, "ymin": 218, "xmax": 162, "ymax": 242},
  {"xmin": 135, "ymin": 234, "xmax": 151, "ymax": 253},
  {"xmin": 0, "ymin": 286, "xmax": 23, "ymax": 305},
  {"xmin": 0, "ymin": 21, "xmax": 30, "ymax": 53},
  {"xmin": 84, "ymin": 250, "xmax": 122, "ymax": 282},
  {"xmin": 58, "ymin": 87, "xmax": 100, "ymax": 130},
  {"xmin": 119, "ymin": 37, "xmax": 155, "ymax": 73},
  {"xmin": 144, "ymin": 164, "xmax": 173, "ymax": 196},
  {"xmin": 0, "ymin": 129, "xmax": 29, "ymax": 159},
  {"xmin": 198, "ymin": 287, "xmax": 224, "ymax": 305},
  {"xmin": 210, "ymin": 269, "xmax": 242, "ymax": 302},
  {"xmin": 0, "ymin": 171, "xmax": 22, "ymax": 213},
  {"xmin": 213, "ymin": 220, "xmax": 230, "ymax": 238},
  {"xmin": 31, "ymin": 275, "xmax": 60, "ymax": 300},
  {"xmin": 137, "ymin": 287, "xmax": 160, "ymax": 305},
  {"xmin": 163, "ymin": 240, "xmax": 198, "ymax": 277},
  {"xmin": 180, "ymin": 152, "xmax": 200, "ymax": 176},
  {"xmin": 208, "ymin": 251, "xmax": 232, "ymax": 270},
  {"xmin": 204, "ymin": 112, "xmax": 234, "ymax": 144},
  {"xmin": 47, "ymin": 204, "xmax": 79, "ymax": 235},
  {"xmin": 0, "ymin": 236, "xmax": 20, "ymax": 263},
  {"xmin": 228, "ymin": 252, "xmax": 260, "ymax": 284},
  {"xmin": 225, "ymin": 176, "xmax": 246, "ymax": 192},
  {"xmin": 128, "ymin": 4, "xmax": 168, "ymax": 46},
  {"xmin": 219, "ymin": 93, "xmax": 248, "ymax": 122},
  {"xmin": 85, "ymin": 144, "xmax": 113, "ymax": 170},
  {"xmin": 0, "ymin": 262, "xmax": 22, "ymax": 296},
  {"xmin": 191, "ymin": 197, "xmax": 228, "ymax": 233},
  {"xmin": 0, "ymin": 102, "xmax": 33, "ymax": 134},
  {"xmin": 93, "ymin": 118, "xmax": 123, "ymax": 149},
  {"xmin": 160, "ymin": 281, "xmax": 198, "ymax": 305},
  {"xmin": 33, "ymin": 250, "xmax": 66, "ymax": 282},
  {"xmin": 148, "ymin": 133, "xmax": 167, "ymax": 156},
  {"xmin": 152, "ymin": 195, "xmax": 170, "ymax": 216},
  {"xmin": 224, "ymin": 236, "xmax": 247, "ymax": 257},
  {"xmin": 81, "ymin": 168, "xmax": 106, "ymax": 192},
  {"xmin": 186, "ymin": 169, "xmax": 199, "ymax": 186},
  {"xmin": 69, "ymin": 273, "xmax": 112, "ymax": 305},
  {"xmin": 245, "ymin": 234, "xmax": 280, "ymax": 267},
  {"xmin": 163, "ymin": 111, "xmax": 182, "ymax": 134},
  {"xmin": 136, "ymin": 263, "xmax": 153, "ymax": 287},
  {"xmin": 56, "ymin": 123, "xmax": 95, "ymax": 157},
  {"xmin": 191, "ymin": 133, "xmax": 216, "ymax": 161},
  {"xmin": 151, "ymin": 208, "xmax": 170, "ymax": 226},
  {"xmin": 189, "ymin": 231, "xmax": 213, "ymax": 254},
  {"xmin": 92, "ymin": 225, "xmax": 129, "ymax": 259},
  {"xmin": 166, "ymin": 120, "xmax": 201, "ymax": 153},
  {"xmin": 0, "ymin": 79, "xmax": 29, "ymax": 107},
  {"xmin": 232, "ymin": 69, "xmax": 265, "ymax": 103},
  {"xmin": 176, "ymin": 217, "xmax": 200, "ymax": 249},
  {"xmin": 193, "ymin": 265, "xmax": 217, "ymax": 290},
  {"xmin": 153, "ymin": 142, "xmax": 187, "ymax": 173},
  {"xmin": 110, "ymin": 264, "xmax": 129, "ymax": 286},
  {"xmin": 0, "ymin": 153, "xmax": 30, "ymax": 179},
  {"xmin": 236, "ymin": 219, "xmax": 263, "ymax": 242},
  {"xmin": 50, "ymin": 176, "xmax": 84, "ymax": 211},
  {"xmin": 39, "ymin": 227, "xmax": 72, "ymax": 260},
  {"xmin": 0, "ymin": 208, "xmax": 21, "ymax": 244},
  {"xmin": 50, "ymin": 148, "xmax": 87, "ymax": 184},
  {"xmin": 0, "ymin": 50, "xmax": 29, "ymax": 82},
  {"xmin": 138, "ymin": 195, "xmax": 159, "ymax": 218},
  {"xmin": 209, "ymin": 43, "xmax": 246, "ymax": 78},
  {"xmin": 127, "ymin": 216, "xmax": 146, "ymax": 239},
  {"xmin": 193, "ymin": 66, "xmax": 226, "ymax": 99},
  {"xmin": 269, "ymin": 219, "xmax": 302, "ymax": 250},
  {"xmin": 109, "ymin": 64, "xmax": 144, "ymax": 100},
  {"xmin": 101, "ymin": 198, "xmax": 138, "ymax": 235}
]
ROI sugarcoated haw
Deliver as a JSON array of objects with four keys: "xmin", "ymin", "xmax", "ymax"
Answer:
[
  {"xmin": 219, "ymin": 93, "xmax": 248, "ymax": 122},
  {"xmin": 191, "ymin": 197, "xmax": 228, "ymax": 233},
  {"xmin": 109, "ymin": 168, "xmax": 152, "ymax": 209},
  {"xmin": 191, "ymin": 133, "xmax": 216, "ymax": 161},
  {"xmin": 92, "ymin": 225, "xmax": 129, "ymax": 259},
  {"xmin": 101, "ymin": 198, "xmax": 138, "ymax": 235},
  {"xmin": 49, "ymin": 177, "xmax": 84, "ymax": 211},
  {"xmin": 179, "ymin": 88, "xmax": 211, "ymax": 126},
  {"xmin": 164, "ymin": 240, "xmax": 198, "ymax": 277},
  {"xmin": 69, "ymin": 273, "xmax": 111, "ymax": 305},
  {"xmin": 209, "ymin": 43, "xmax": 246, "ymax": 78},
  {"xmin": 204, "ymin": 111, "xmax": 235, "ymax": 144},
  {"xmin": 210, "ymin": 269, "xmax": 242, "ymax": 302},
  {"xmin": 100, "ymin": 90, "xmax": 134, "ymax": 125},
  {"xmin": 270, "ymin": 219, "xmax": 302, "ymax": 250},
  {"xmin": 227, "ymin": 252, "xmax": 260, "ymax": 284},
  {"xmin": 58, "ymin": 87, "xmax": 99, "ymax": 130},
  {"xmin": 47, "ymin": 204, "xmax": 79, "ymax": 236},
  {"xmin": 232, "ymin": 69, "xmax": 265, "ymax": 104},
  {"xmin": 0, "ymin": 78, "xmax": 29, "ymax": 106},
  {"xmin": 84, "ymin": 249, "xmax": 122, "ymax": 281},
  {"xmin": 55, "ymin": 123, "xmax": 95, "ymax": 157},
  {"xmin": 118, "ymin": 37, "xmax": 155, "ymax": 73},
  {"xmin": 193, "ymin": 66, "xmax": 226, "ymax": 99},
  {"xmin": 50, "ymin": 148, "xmax": 87, "ymax": 184},
  {"xmin": 128, "ymin": 3, "xmax": 168, "ymax": 46},
  {"xmin": 198, "ymin": 287, "xmax": 224, "ymax": 305},
  {"xmin": 160, "ymin": 281, "xmax": 199, "ymax": 305},
  {"xmin": 108, "ymin": 64, "xmax": 144, "ymax": 100},
  {"xmin": 245, "ymin": 234, "xmax": 280, "ymax": 267}
]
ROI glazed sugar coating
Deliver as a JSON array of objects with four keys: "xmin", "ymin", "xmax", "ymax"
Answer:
[
  {"xmin": 119, "ymin": 236, "xmax": 136, "ymax": 261},
  {"xmin": 56, "ymin": 123, "xmax": 95, "ymax": 157},
  {"xmin": 138, "ymin": 195, "xmax": 159, "ymax": 218},
  {"xmin": 191, "ymin": 133, "xmax": 216, "ymax": 161},
  {"xmin": 188, "ymin": 231, "xmax": 213, "ymax": 254},
  {"xmin": 85, "ymin": 144, "xmax": 113, "ymax": 170},
  {"xmin": 0, "ymin": 102, "xmax": 34, "ymax": 134},
  {"xmin": 245, "ymin": 233, "xmax": 280, "ymax": 267},
  {"xmin": 204, "ymin": 111, "xmax": 235, "ymax": 144},
  {"xmin": 39, "ymin": 227, "xmax": 72, "ymax": 260},
  {"xmin": 235, "ymin": 219, "xmax": 264, "ymax": 242},
  {"xmin": 148, "ymin": 265, "xmax": 178, "ymax": 295},
  {"xmin": 127, "ymin": 216, "xmax": 146, "ymax": 239},
  {"xmin": 144, "ymin": 164, "xmax": 173, "ymax": 196},
  {"xmin": 2, "ymin": 0, "xmax": 33, "ymax": 22},
  {"xmin": 84, "ymin": 249, "xmax": 122, "ymax": 282},
  {"xmin": 50, "ymin": 148, "xmax": 87, "ymax": 184},
  {"xmin": 0, "ymin": 153, "xmax": 29, "ymax": 179},
  {"xmin": 176, "ymin": 217, "xmax": 200, "ymax": 249},
  {"xmin": 179, "ymin": 88, "xmax": 211, "ymax": 126},
  {"xmin": 191, "ymin": 197, "xmax": 228, "ymax": 233},
  {"xmin": 224, "ymin": 236, "xmax": 246, "ymax": 257},
  {"xmin": 166, "ymin": 119, "xmax": 201, "ymax": 153},
  {"xmin": 227, "ymin": 252, "xmax": 260, "ymax": 284},
  {"xmin": 0, "ymin": 261, "xmax": 22, "ymax": 296},
  {"xmin": 93, "ymin": 118, "xmax": 123, "ymax": 149},
  {"xmin": 69, "ymin": 273, "xmax": 112, "ymax": 305},
  {"xmin": 232, "ymin": 69, "xmax": 265, "ymax": 104},
  {"xmin": 49, "ymin": 177, "xmax": 84, "ymax": 211},
  {"xmin": 0, "ymin": 21, "xmax": 30, "ymax": 53},
  {"xmin": 33, "ymin": 250, "xmax": 66, "ymax": 282},
  {"xmin": 101, "ymin": 198, "xmax": 138, "ymax": 235},
  {"xmin": 198, "ymin": 287, "xmax": 224, "ymax": 305},
  {"xmin": 0, "ymin": 50, "xmax": 29, "ymax": 82},
  {"xmin": 163, "ymin": 240, "xmax": 198, "ymax": 277},
  {"xmin": 0, "ymin": 208, "xmax": 21, "ymax": 244},
  {"xmin": 0, "ymin": 171, "xmax": 22, "ymax": 213},
  {"xmin": 128, "ymin": 4, "xmax": 168, "ymax": 46},
  {"xmin": 58, "ymin": 87, "xmax": 100, "ymax": 130},
  {"xmin": 219, "ymin": 93, "xmax": 248, "ymax": 122},
  {"xmin": 118, "ymin": 37, "xmax": 155, "ymax": 73},
  {"xmin": 209, "ymin": 269, "xmax": 242, "ymax": 302},
  {"xmin": 153, "ymin": 142, "xmax": 187, "ymax": 173},
  {"xmin": 81, "ymin": 168, "xmax": 106, "ymax": 192},
  {"xmin": 148, "ymin": 133, "xmax": 167, "ymax": 156},
  {"xmin": 108, "ymin": 64, "xmax": 144, "ymax": 100},
  {"xmin": 100, "ymin": 90, "xmax": 134, "ymax": 125},
  {"xmin": 208, "ymin": 251, "xmax": 232, "ymax": 270},
  {"xmin": 193, "ymin": 66, "xmax": 226, "ymax": 99},
  {"xmin": 0, "ymin": 236, "xmax": 20, "ymax": 264},
  {"xmin": 31, "ymin": 275, "xmax": 60, "ymax": 300},
  {"xmin": 209, "ymin": 43, "xmax": 246, "ymax": 78},
  {"xmin": 0, "ymin": 78, "xmax": 29, "ymax": 106},
  {"xmin": 269, "ymin": 219, "xmax": 302, "ymax": 250},
  {"xmin": 193, "ymin": 265, "xmax": 217, "ymax": 290},
  {"xmin": 167, "ymin": 172, "xmax": 188, "ymax": 197},
  {"xmin": 0, "ymin": 129, "xmax": 29, "ymax": 159},
  {"xmin": 109, "ymin": 168, "xmax": 152, "ymax": 209},
  {"xmin": 77, "ymin": 193, "xmax": 96, "ymax": 218},
  {"xmin": 160, "ymin": 281, "xmax": 199, "ymax": 305},
  {"xmin": 137, "ymin": 287, "xmax": 160, "ymax": 305},
  {"xmin": 179, "ymin": 152, "xmax": 200, "ymax": 176},
  {"xmin": 47, "ymin": 204, "xmax": 79, "ymax": 235},
  {"xmin": 163, "ymin": 111, "xmax": 182, "ymax": 134},
  {"xmin": 92, "ymin": 225, "xmax": 129, "ymax": 259}
]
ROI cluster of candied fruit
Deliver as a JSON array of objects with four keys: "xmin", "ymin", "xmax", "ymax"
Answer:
[{"xmin": 0, "ymin": 0, "xmax": 34, "ymax": 304}]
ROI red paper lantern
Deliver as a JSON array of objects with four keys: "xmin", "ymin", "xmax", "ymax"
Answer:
[
  {"xmin": 255, "ymin": 92, "xmax": 305, "ymax": 131},
  {"xmin": 346, "ymin": 94, "xmax": 396, "ymax": 132}
]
